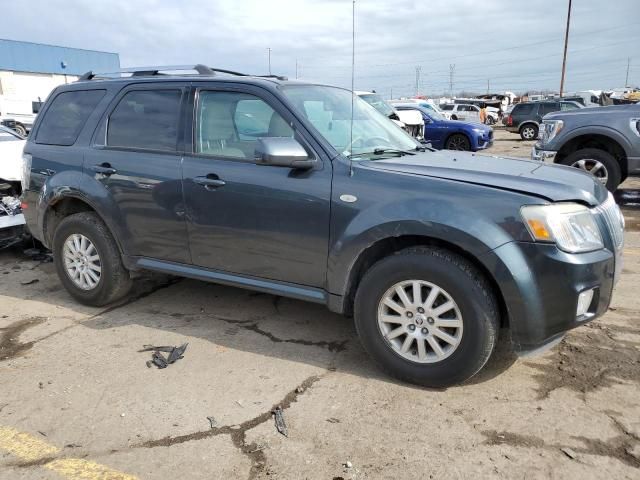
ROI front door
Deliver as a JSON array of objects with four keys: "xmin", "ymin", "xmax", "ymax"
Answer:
[
  {"xmin": 181, "ymin": 85, "xmax": 332, "ymax": 288},
  {"xmin": 85, "ymin": 84, "xmax": 190, "ymax": 264}
]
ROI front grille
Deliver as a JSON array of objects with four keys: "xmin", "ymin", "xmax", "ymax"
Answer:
[{"xmin": 596, "ymin": 193, "xmax": 624, "ymax": 250}]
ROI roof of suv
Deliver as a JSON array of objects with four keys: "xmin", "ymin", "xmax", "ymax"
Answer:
[{"xmin": 71, "ymin": 64, "xmax": 333, "ymax": 90}]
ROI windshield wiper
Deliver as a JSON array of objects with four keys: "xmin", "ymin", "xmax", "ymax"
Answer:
[{"xmin": 347, "ymin": 147, "xmax": 421, "ymax": 159}]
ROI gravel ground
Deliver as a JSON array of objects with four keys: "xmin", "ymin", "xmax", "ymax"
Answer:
[{"xmin": 1, "ymin": 132, "xmax": 639, "ymax": 479}]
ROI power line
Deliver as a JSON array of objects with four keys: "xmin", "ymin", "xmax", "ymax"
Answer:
[{"xmin": 301, "ymin": 22, "xmax": 639, "ymax": 70}]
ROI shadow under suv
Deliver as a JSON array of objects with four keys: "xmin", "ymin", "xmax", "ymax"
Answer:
[{"xmin": 22, "ymin": 65, "xmax": 625, "ymax": 387}]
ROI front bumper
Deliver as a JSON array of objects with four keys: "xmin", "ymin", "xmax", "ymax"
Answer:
[
  {"xmin": 474, "ymin": 131, "xmax": 493, "ymax": 150},
  {"xmin": 531, "ymin": 145, "xmax": 557, "ymax": 163},
  {"xmin": 482, "ymin": 240, "xmax": 617, "ymax": 353}
]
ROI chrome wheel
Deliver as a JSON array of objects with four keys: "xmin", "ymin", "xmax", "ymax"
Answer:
[
  {"xmin": 63, "ymin": 234, "xmax": 102, "ymax": 290},
  {"xmin": 570, "ymin": 158, "xmax": 608, "ymax": 185},
  {"xmin": 377, "ymin": 280, "xmax": 463, "ymax": 364},
  {"xmin": 521, "ymin": 126, "xmax": 536, "ymax": 140}
]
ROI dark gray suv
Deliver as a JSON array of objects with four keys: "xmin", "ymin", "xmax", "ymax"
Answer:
[{"xmin": 22, "ymin": 66, "xmax": 625, "ymax": 387}]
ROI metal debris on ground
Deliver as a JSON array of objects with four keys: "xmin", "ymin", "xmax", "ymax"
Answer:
[
  {"xmin": 20, "ymin": 279, "xmax": 39, "ymax": 285},
  {"xmin": 207, "ymin": 416, "xmax": 217, "ymax": 429},
  {"xmin": 561, "ymin": 447, "xmax": 577, "ymax": 459},
  {"xmin": 140, "ymin": 343, "xmax": 188, "ymax": 369},
  {"xmin": 273, "ymin": 406, "xmax": 288, "ymax": 437}
]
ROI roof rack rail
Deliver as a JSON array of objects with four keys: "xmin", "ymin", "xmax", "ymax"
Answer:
[{"xmin": 77, "ymin": 65, "xmax": 287, "ymax": 82}]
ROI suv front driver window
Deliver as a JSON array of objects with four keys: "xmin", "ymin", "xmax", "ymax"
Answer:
[{"xmin": 197, "ymin": 91, "xmax": 293, "ymax": 159}]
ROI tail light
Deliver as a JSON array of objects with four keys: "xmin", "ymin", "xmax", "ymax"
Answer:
[{"xmin": 507, "ymin": 115, "xmax": 513, "ymax": 126}]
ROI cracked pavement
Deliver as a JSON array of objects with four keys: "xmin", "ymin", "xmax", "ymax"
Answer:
[{"xmin": 1, "ymin": 134, "xmax": 639, "ymax": 479}]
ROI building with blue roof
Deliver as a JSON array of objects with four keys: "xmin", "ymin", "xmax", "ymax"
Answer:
[{"xmin": 0, "ymin": 39, "xmax": 120, "ymax": 133}]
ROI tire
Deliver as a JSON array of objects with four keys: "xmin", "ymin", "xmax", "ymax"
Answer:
[
  {"xmin": 560, "ymin": 148, "xmax": 622, "ymax": 192},
  {"xmin": 450, "ymin": 115, "xmax": 458, "ymax": 120},
  {"xmin": 354, "ymin": 247, "xmax": 499, "ymax": 387},
  {"xmin": 445, "ymin": 133, "xmax": 471, "ymax": 151},
  {"xmin": 52, "ymin": 212, "xmax": 132, "ymax": 306},
  {"xmin": 519, "ymin": 123, "xmax": 538, "ymax": 141},
  {"xmin": 13, "ymin": 124, "xmax": 27, "ymax": 137}
]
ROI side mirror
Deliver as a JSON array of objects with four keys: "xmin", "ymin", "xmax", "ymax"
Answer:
[{"xmin": 254, "ymin": 137, "xmax": 315, "ymax": 169}]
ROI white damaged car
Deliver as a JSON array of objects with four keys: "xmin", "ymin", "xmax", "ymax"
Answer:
[
  {"xmin": 356, "ymin": 91, "xmax": 425, "ymax": 141},
  {"xmin": 0, "ymin": 125, "xmax": 28, "ymax": 248}
]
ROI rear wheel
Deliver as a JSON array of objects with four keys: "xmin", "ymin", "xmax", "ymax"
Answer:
[
  {"xmin": 519, "ymin": 124, "xmax": 538, "ymax": 140},
  {"xmin": 13, "ymin": 123, "xmax": 27, "ymax": 137},
  {"xmin": 560, "ymin": 148, "xmax": 621, "ymax": 192},
  {"xmin": 354, "ymin": 247, "xmax": 499, "ymax": 387},
  {"xmin": 445, "ymin": 134, "xmax": 471, "ymax": 151},
  {"xmin": 52, "ymin": 212, "xmax": 132, "ymax": 306}
]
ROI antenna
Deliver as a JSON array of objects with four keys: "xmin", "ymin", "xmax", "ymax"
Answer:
[{"xmin": 349, "ymin": 0, "xmax": 356, "ymax": 176}]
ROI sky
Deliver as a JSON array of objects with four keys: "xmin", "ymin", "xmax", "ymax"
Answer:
[{"xmin": 2, "ymin": 0, "xmax": 638, "ymax": 98}]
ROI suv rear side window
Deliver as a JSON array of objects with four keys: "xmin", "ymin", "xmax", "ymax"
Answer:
[
  {"xmin": 36, "ymin": 90, "xmax": 105, "ymax": 146},
  {"xmin": 540, "ymin": 102, "xmax": 560, "ymax": 115},
  {"xmin": 513, "ymin": 103, "xmax": 535, "ymax": 116},
  {"xmin": 107, "ymin": 90, "xmax": 182, "ymax": 152}
]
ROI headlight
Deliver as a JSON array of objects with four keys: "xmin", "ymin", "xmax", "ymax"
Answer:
[
  {"xmin": 521, "ymin": 203, "xmax": 603, "ymax": 253},
  {"xmin": 472, "ymin": 128, "xmax": 485, "ymax": 134},
  {"xmin": 540, "ymin": 120, "xmax": 564, "ymax": 143}
]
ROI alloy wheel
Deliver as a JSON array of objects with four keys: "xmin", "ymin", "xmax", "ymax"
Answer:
[
  {"xmin": 377, "ymin": 280, "xmax": 463, "ymax": 364},
  {"xmin": 570, "ymin": 158, "xmax": 609, "ymax": 185},
  {"xmin": 63, "ymin": 234, "xmax": 102, "ymax": 290}
]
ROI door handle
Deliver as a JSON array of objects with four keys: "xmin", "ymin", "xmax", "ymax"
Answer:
[
  {"xmin": 90, "ymin": 163, "xmax": 117, "ymax": 175},
  {"xmin": 194, "ymin": 175, "xmax": 226, "ymax": 189}
]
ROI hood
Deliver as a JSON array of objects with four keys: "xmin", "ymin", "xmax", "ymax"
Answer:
[
  {"xmin": 0, "ymin": 139, "xmax": 26, "ymax": 182},
  {"xmin": 396, "ymin": 109, "xmax": 423, "ymax": 126},
  {"xmin": 361, "ymin": 150, "xmax": 608, "ymax": 206}
]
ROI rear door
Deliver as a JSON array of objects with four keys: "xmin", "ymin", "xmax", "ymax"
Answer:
[
  {"xmin": 85, "ymin": 83, "xmax": 190, "ymax": 264},
  {"xmin": 181, "ymin": 83, "xmax": 332, "ymax": 287}
]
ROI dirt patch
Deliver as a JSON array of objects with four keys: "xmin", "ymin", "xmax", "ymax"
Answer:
[
  {"xmin": 525, "ymin": 322, "xmax": 640, "ymax": 400},
  {"xmin": 482, "ymin": 430, "xmax": 546, "ymax": 448},
  {"xmin": 0, "ymin": 317, "xmax": 46, "ymax": 361}
]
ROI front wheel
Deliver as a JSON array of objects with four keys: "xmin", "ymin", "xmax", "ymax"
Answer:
[
  {"xmin": 445, "ymin": 133, "xmax": 471, "ymax": 151},
  {"xmin": 354, "ymin": 247, "xmax": 499, "ymax": 387},
  {"xmin": 52, "ymin": 212, "xmax": 132, "ymax": 306},
  {"xmin": 560, "ymin": 148, "xmax": 621, "ymax": 192}
]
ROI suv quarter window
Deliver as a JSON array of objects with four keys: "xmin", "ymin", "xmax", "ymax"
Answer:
[
  {"xmin": 513, "ymin": 103, "xmax": 535, "ymax": 116},
  {"xmin": 35, "ymin": 89, "xmax": 106, "ymax": 146},
  {"xmin": 539, "ymin": 102, "xmax": 559, "ymax": 116},
  {"xmin": 106, "ymin": 89, "xmax": 183, "ymax": 152},
  {"xmin": 195, "ymin": 90, "xmax": 293, "ymax": 160}
]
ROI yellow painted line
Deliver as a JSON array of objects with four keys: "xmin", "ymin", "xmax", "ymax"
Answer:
[
  {"xmin": 0, "ymin": 425, "xmax": 138, "ymax": 480},
  {"xmin": 0, "ymin": 425, "xmax": 58, "ymax": 461},
  {"xmin": 46, "ymin": 458, "xmax": 138, "ymax": 480}
]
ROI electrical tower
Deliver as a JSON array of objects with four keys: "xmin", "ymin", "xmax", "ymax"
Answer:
[{"xmin": 449, "ymin": 64, "xmax": 455, "ymax": 96}]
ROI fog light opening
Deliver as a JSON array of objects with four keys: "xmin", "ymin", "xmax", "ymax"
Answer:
[{"xmin": 576, "ymin": 288, "xmax": 596, "ymax": 319}]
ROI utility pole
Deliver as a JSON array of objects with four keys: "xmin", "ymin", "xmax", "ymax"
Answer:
[
  {"xmin": 559, "ymin": 0, "xmax": 572, "ymax": 98},
  {"xmin": 487, "ymin": 79, "xmax": 490, "ymax": 94},
  {"xmin": 415, "ymin": 66, "xmax": 421, "ymax": 96},
  {"xmin": 449, "ymin": 64, "xmax": 455, "ymax": 97},
  {"xmin": 626, "ymin": 57, "xmax": 631, "ymax": 87},
  {"xmin": 267, "ymin": 48, "xmax": 272, "ymax": 75},
  {"xmin": 295, "ymin": 58, "xmax": 298, "ymax": 79},
  {"xmin": 390, "ymin": 86, "xmax": 393, "ymax": 100}
]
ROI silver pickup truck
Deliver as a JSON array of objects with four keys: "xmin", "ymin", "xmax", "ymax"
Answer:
[{"xmin": 533, "ymin": 104, "xmax": 640, "ymax": 191}]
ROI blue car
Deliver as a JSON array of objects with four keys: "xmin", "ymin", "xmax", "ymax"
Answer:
[{"xmin": 394, "ymin": 104, "xmax": 493, "ymax": 151}]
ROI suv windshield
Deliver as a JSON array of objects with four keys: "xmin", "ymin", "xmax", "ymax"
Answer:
[{"xmin": 282, "ymin": 85, "xmax": 419, "ymax": 158}]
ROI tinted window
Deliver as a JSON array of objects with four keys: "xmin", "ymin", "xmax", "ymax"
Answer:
[
  {"xmin": 107, "ymin": 90, "xmax": 182, "ymax": 152},
  {"xmin": 513, "ymin": 103, "xmax": 535, "ymax": 116},
  {"xmin": 197, "ymin": 91, "xmax": 293, "ymax": 159},
  {"xmin": 36, "ymin": 90, "xmax": 105, "ymax": 146},
  {"xmin": 540, "ymin": 102, "xmax": 560, "ymax": 115},
  {"xmin": 561, "ymin": 102, "xmax": 579, "ymax": 111},
  {"xmin": 440, "ymin": 104, "xmax": 454, "ymax": 111}
]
